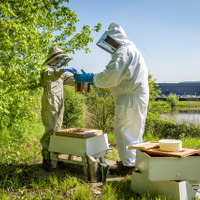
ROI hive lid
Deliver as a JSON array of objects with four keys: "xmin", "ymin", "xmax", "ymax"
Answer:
[
  {"xmin": 127, "ymin": 141, "xmax": 159, "ymax": 150},
  {"xmin": 54, "ymin": 128, "xmax": 103, "ymax": 138},
  {"xmin": 142, "ymin": 147, "xmax": 200, "ymax": 158}
]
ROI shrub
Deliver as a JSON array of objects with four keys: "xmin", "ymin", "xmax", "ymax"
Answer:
[
  {"xmin": 86, "ymin": 87, "xmax": 115, "ymax": 132},
  {"xmin": 166, "ymin": 93, "xmax": 179, "ymax": 109},
  {"xmin": 63, "ymin": 86, "xmax": 86, "ymax": 128},
  {"xmin": 145, "ymin": 116, "xmax": 200, "ymax": 139},
  {"xmin": 85, "ymin": 74, "xmax": 170, "ymax": 132}
]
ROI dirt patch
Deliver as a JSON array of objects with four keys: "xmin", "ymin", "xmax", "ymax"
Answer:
[{"xmin": 109, "ymin": 141, "xmax": 116, "ymax": 147}]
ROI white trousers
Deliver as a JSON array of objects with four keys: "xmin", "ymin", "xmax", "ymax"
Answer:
[{"xmin": 114, "ymin": 94, "xmax": 149, "ymax": 166}]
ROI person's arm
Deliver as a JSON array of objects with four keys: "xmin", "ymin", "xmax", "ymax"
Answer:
[
  {"xmin": 94, "ymin": 47, "xmax": 133, "ymax": 88},
  {"xmin": 41, "ymin": 67, "xmax": 63, "ymax": 87},
  {"xmin": 62, "ymin": 73, "xmax": 75, "ymax": 86}
]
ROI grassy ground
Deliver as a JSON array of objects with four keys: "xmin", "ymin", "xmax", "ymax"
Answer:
[
  {"xmin": 177, "ymin": 101, "xmax": 200, "ymax": 107},
  {"xmin": 176, "ymin": 101, "xmax": 200, "ymax": 112},
  {"xmin": 0, "ymin": 122, "xmax": 200, "ymax": 199}
]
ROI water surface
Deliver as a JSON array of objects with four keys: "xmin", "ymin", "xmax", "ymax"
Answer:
[{"xmin": 162, "ymin": 112, "xmax": 200, "ymax": 126}]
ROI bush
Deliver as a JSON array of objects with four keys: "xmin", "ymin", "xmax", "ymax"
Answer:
[
  {"xmin": 85, "ymin": 74, "xmax": 169, "ymax": 132},
  {"xmin": 86, "ymin": 87, "xmax": 115, "ymax": 132},
  {"xmin": 145, "ymin": 116, "xmax": 200, "ymax": 139},
  {"xmin": 166, "ymin": 93, "xmax": 179, "ymax": 109},
  {"xmin": 0, "ymin": 120, "xmax": 44, "ymax": 147},
  {"xmin": 63, "ymin": 86, "xmax": 86, "ymax": 128}
]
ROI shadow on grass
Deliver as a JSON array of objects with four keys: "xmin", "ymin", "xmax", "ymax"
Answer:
[
  {"xmin": 0, "ymin": 162, "xmax": 171, "ymax": 200},
  {"xmin": 0, "ymin": 162, "xmax": 88, "ymax": 190}
]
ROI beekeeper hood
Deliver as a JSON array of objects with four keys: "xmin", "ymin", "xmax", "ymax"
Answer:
[
  {"xmin": 97, "ymin": 22, "xmax": 129, "ymax": 54},
  {"xmin": 44, "ymin": 45, "xmax": 71, "ymax": 68}
]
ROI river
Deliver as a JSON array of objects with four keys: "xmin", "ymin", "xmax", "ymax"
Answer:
[{"xmin": 162, "ymin": 112, "xmax": 200, "ymax": 126}]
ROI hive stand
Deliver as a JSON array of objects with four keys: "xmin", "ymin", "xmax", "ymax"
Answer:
[{"xmin": 48, "ymin": 134, "xmax": 109, "ymax": 177}]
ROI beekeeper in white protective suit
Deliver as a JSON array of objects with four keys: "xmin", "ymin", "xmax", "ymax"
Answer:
[
  {"xmin": 40, "ymin": 45, "xmax": 77, "ymax": 171},
  {"xmin": 94, "ymin": 22, "xmax": 149, "ymax": 175}
]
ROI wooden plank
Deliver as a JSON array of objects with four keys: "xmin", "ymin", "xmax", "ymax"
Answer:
[
  {"xmin": 127, "ymin": 141, "xmax": 159, "ymax": 150},
  {"xmin": 142, "ymin": 147, "xmax": 200, "ymax": 158},
  {"xmin": 54, "ymin": 128, "xmax": 103, "ymax": 138}
]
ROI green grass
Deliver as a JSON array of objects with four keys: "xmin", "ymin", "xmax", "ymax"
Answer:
[
  {"xmin": 176, "ymin": 101, "xmax": 200, "ymax": 112},
  {"xmin": 182, "ymin": 137, "xmax": 200, "ymax": 148},
  {"xmin": 1, "ymin": 122, "xmax": 200, "ymax": 199},
  {"xmin": 177, "ymin": 101, "xmax": 200, "ymax": 107}
]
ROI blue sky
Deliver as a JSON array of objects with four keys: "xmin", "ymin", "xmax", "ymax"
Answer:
[{"xmin": 66, "ymin": 0, "xmax": 200, "ymax": 83}]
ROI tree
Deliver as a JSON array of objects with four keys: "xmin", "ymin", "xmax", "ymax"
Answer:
[{"xmin": 0, "ymin": 0, "xmax": 101, "ymax": 129}]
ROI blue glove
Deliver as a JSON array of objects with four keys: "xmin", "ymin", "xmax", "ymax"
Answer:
[
  {"xmin": 60, "ymin": 67, "xmax": 77, "ymax": 74},
  {"xmin": 74, "ymin": 70, "xmax": 94, "ymax": 84},
  {"xmin": 81, "ymin": 69, "xmax": 94, "ymax": 76}
]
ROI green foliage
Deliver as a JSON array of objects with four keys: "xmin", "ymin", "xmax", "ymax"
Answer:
[
  {"xmin": 144, "ymin": 76, "xmax": 200, "ymax": 140},
  {"xmin": 106, "ymin": 148, "xmax": 120, "ymax": 161},
  {"xmin": 84, "ymin": 74, "xmax": 170, "ymax": 133},
  {"xmin": 145, "ymin": 117, "xmax": 200, "ymax": 139},
  {"xmin": 102, "ymin": 179, "xmax": 133, "ymax": 200},
  {"xmin": 0, "ymin": 120, "xmax": 44, "ymax": 148},
  {"xmin": 166, "ymin": 93, "xmax": 179, "ymax": 108},
  {"xmin": 0, "ymin": 1, "xmax": 101, "ymax": 129},
  {"xmin": 146, "ymin": 75, "xmax": 171, "ymax": 135},
  {"xmin": 149, "ymin": 74, "xmax": 161, "ymax": 101},
  {"xmin": 176, "ymin": 101, "xmax": 200, "ymax": 112},
  {"xmin": 101, "ymin": 178, "xmax": 169, "ymax": 200},
  {"xmin": 86, "ymin": 86, "xmax": 115, "ymax": 132},
  {"xmin": 182, "ymin": 137, "xmax": 200, "ymax": 148},
  {"xmin": 177, "ymin": 101, "xmax": 200, "ymax": 107},
  {"xmin": 63, "ymin": 86, "xmax": 86, "ymax": 128}
]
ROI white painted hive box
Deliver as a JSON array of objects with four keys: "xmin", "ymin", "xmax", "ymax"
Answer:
[
  {"xmin": 135, "ymin": 149, "xmax": 200, "ymax": 182},
  {"xmin": 49, "ymin": 134, "xmax": 109, "ymax": 157},
  {"xmin": 130, "ymin": 170, "xmax": 196, "ymax": 200}
]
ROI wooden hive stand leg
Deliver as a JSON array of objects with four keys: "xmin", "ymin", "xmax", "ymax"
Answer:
[
  {"xmin": 99, "ymin": 156, "xmax": 105, "ymax": 163},
  {"xmin": 82, "ymin": 156, "xmax": 88, "ymax": 177},
  {"xmin": 50, "ymin": 152, "xmax": 58, "ymax": 168},
  {"xmin": 68, "ymin": 154, "xmax": 74, "ymax": 160}
]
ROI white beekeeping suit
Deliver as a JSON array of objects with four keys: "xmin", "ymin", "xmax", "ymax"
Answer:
[{"xmin": 94, "ymin": 23, "xmax": 149, "ymax": 170}]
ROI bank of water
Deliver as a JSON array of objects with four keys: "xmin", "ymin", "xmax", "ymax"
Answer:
[{"xmin": 162, "ymin": 112, "xmax": 200, "ymax": 126}]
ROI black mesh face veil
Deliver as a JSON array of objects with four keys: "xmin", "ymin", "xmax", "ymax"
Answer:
[
  {"xmin": 56, "ymin": 58, "xmax": 71, "ymax": 68},
  {"xmin": 44, "ymin": 45, "xmax": 71, "ymax": 66},
  {"xmin": 96, "ymin": 33, "xmax": 120, "ymax": 54}
]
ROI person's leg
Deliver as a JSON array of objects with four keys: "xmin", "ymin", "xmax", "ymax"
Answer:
[{"xmin": 109, "ymin": 95, "xmax": 148, "ymax": 175}]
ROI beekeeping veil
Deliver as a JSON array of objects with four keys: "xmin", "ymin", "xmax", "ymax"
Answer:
[
  {"xmin": 44, "ymin": 45, "xmax": 71, "ymax": 67},
  {"xmin": 96, "ymin": 22, "xmax": 128, "ymax": 54}
]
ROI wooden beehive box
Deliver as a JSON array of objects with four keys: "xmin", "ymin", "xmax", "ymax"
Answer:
[
  {"xmin": 54, "ymin": 128, "xmax": 103, "ymax": 139},
  {"xmin": 135, "ymin": 149, "xmax": 200, "ymax": 182}
]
